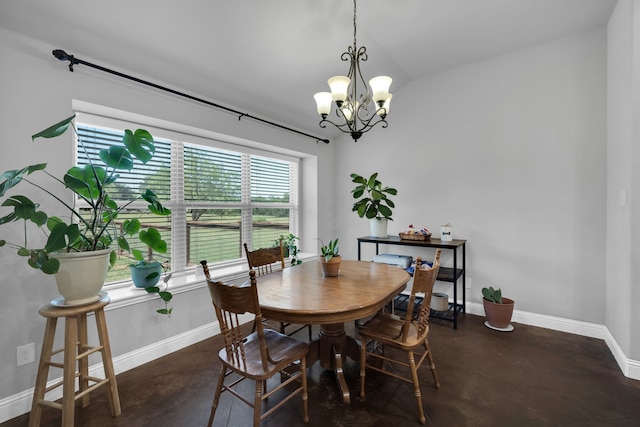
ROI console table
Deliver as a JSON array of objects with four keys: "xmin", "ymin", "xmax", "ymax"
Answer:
[{"xmin": 357, "ymin": 236, "xmax": 467, "ymax": 329}]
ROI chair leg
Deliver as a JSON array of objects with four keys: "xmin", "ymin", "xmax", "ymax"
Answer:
[
  {"xmin": 307, "ymin": 325, "xmax": 313, "ymax": 342},
  {"xmin": 253, "ymin": 378, "xmax": 263, "ymax": 427},
  {"xmin": 301, "ymin": 356, "xmax": 309, "ymax": 423},
  {"xmin": 424, "ymin": 339, "xmax": 440, "ymax": 389},
  {"xmin": 208, "ymin": 365, "xmax": 227, "ymax": 427},
  {"xmin": 359, "ymin": 336, "xmax": 367, "ymax": 398},
  {"xmin": 407, "ymin": 351, "xmax": 426, "ymax": 425}
]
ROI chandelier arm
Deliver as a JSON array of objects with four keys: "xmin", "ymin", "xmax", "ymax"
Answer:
[{"xmin": 319, "ymin": 117, "xmax": 357, "ymax": 133}]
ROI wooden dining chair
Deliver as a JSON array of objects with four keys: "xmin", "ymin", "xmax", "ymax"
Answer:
[
  {"xmin": 244, "ymin": 240, "xmax": 313, "ymax": 341},
  {"xmin": 204, "ymin": 269, "xmax": 310, "ymax": 427},
  {"xmin": 357, "ymin": 249, "xmax": 442, "ymax": 425}
]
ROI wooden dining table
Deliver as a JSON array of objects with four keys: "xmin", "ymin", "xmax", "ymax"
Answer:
[{"xmin": 256, "ymin": 259, "xmax": 410, "ymax": 404}]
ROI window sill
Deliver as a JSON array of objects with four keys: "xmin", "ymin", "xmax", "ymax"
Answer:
[{"xmin": 103, "ymin": 253, "xmax": 319, "ymax": 311}]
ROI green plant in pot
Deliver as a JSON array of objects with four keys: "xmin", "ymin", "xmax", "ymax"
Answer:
[
  {"xmin": 130, "ymin": 258, "xmax": 173, "ymax": 317},
  {"xmin": 350, "ymin": 172, "xmax": 397, "ymax": 238},
  {"xmin": 481, "ymin": 286, "xmax": 515, "ymax": 331},
  {"xmin": 275, "ymin": 233, "xmax": 301, "ymax": 266},
  {"xmin": 319, "ymin": 238, "xmax": 341, "ymax": 277},
  {"xmin": 0, "ymin": 114, "xmax": 171, "ymax": 308}
]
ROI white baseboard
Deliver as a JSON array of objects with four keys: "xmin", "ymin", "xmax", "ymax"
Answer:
[
  {"xmin": 1, "ymin": 307, "xmax": 637, "ymax": 423},
  {"xmin": 466, "ymin": 301, "xmax": 639, "ymax": 381}
]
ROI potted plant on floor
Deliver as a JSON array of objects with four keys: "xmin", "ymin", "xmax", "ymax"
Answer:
[
  {"xmin": 350, "ymin": 172, "xmax": 397, "ymax": 238},
  {"xmin": 0, "ymin": 115, "xmax": 171, "ymax": 308},
  {"xmin": 319, "ymin": 238, "xmax": 341, "ymax": 277},
  {"xmin": 482, "ymin": 286, "xmax": 515, "ymax": 331}
]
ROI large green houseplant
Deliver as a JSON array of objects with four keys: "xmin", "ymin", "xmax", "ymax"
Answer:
[
  {"xmin": 0, "ymin": 115, "xmax": 172, "ymax": 308},
  {"xmin": 350, "ymin": 172, "xmax": 397, "ymax": 238}
]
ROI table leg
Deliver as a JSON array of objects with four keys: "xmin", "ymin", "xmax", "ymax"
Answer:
[{"xmin": 310, "ymin": 323, "xmax": 361, "ymax": 404}]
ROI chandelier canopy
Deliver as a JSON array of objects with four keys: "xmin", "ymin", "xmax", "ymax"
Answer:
[{"xmin": 313, "ymin": 0, "xmax": 392, "ymax": 142}]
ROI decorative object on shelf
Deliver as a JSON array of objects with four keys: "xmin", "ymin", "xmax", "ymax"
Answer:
[
  {"xmin": 350, "ymin": 172, "xmax": 397, "ymax": 238},
  {"xmin": 482, "ymin": 286, "xmax": 514, "ymax": 331},
  {"xmin": 276, "ymin": 233, "xmax": 302, "ymax": 266},
  {"xmin": 313, "ymin": 0, "xmax": 393, "ymax": 142},
  {"xmin": 0, "ymin": 115, "xmax": 171, "ymax": 306},
  {"xmin": 400, "ymin": 224, "xmax": 431, "ymax": 241},
  {"xmin": 440, "ymin": 223, "xmax": 453, "ymax": 242},
  {"xmin": 431, "ymin": 292, "xmax": 449, "ymax": 312},
  {"xmin": 319, "ymin": 238, "xmax": 341, "ymax": 277}
]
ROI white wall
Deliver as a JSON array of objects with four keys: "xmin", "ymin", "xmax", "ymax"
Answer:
[
  {"xmin": 2, "ymin": 8, "xmax": 640, "ymax": 422},
  {"xmin": 606, "ymin": 0, "xmax": 640, "ymax": 365},
  {"xmin": 335, "ymin": 29, "xmax": 608, "ymax": 323},
  {"xmin": 0, "ymin": 27, "xmax": 332, "ymax": 409}
]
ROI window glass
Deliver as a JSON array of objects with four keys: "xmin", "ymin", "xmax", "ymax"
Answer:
[{"xmin": 76, "ymin": 123, "xmax": 298, "ymax": 284}]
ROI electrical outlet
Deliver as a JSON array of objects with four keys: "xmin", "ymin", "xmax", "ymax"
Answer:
[{"xmin": 17, "ymin": 343, "xmax": 35, "ymax": 367}]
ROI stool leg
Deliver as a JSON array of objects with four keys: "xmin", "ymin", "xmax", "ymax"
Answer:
[
  {"xmin": 62, "ymin": 315, "xmax": 77, "ymax": 427},
  {"xmin": 77, "ymin": 313, "xmax": 90, "ymax": 408},
  {"xmin": 95, "ymin": 308, "xmax": 121, "ymax": 416},
  {"xmin": 29, "ymin": 317, "xmax": 57, "ymax": 427}
]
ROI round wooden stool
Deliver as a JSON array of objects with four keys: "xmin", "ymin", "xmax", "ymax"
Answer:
[{"xmin": 29, "ymin": 293, "xmax": 121, "ymax": 427}]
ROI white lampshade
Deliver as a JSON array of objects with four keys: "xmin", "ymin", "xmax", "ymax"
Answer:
[
  {"xmin": 342, "ymin": 101, "xmax": 359, "ymax": 122},
  {"xmin": 314, "ymin": 92, "xmax": 333, "ymax": 116},
  {"xmin": 376, "ymin": 94, "xmax": 392, "ymax": 116},
  {"xmin": 328, "ymin": 76, "xmax": 350, "ymax": 103},
  {"xmin": 369, "ymin": 76, "xmax": 392, "ymax": 105}
]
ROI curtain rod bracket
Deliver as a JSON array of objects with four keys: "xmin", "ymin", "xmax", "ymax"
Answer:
[{"xmin": 51, "ymin": 49, "xmax": 331, "ymax": 144}]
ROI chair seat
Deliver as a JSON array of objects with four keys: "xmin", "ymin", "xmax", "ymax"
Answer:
[
  {"xmin": 358, "ymin": 311, "xmax": 429, "ymax": 350},
  {"xmin": 219, "ymin": 329, "xmax": 309, "ymax": 380}
]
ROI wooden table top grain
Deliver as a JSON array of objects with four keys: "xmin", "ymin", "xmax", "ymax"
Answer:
[{"xmin": 256, "ymin": 260, "xmax": 410, "ymax": 324}]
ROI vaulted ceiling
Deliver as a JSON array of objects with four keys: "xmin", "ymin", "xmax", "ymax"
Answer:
[{"xmin": 0, "ymin": 0, "xmax": 617, "ymax": 140}]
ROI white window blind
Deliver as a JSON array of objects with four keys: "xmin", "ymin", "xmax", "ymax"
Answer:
[{"xmin": 75, "ymin": 117, "xmax": 299, "ymax": 285}]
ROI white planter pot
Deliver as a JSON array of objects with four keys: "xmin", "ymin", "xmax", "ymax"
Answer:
[
  {"xmin": 369, "ymin": 218, "xmax": 388, "ymax": 238},
  {"xmin": 53, "ymin": 249, "xmax": 111, "ymax": 305}
]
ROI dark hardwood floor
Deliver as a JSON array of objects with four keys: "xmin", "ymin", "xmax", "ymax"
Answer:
[{"xmin": 4, "ymin": 313, "xmax": 640, "ymax": 426}]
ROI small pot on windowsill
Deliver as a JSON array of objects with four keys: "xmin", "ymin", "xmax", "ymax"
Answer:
[
  {"xmin": 130, "ymin": 261, "xmax": 163, "ymax": 288},
  {"xmin": 320, "ymin": 255, "xmax": 342, "ymax": 277}
]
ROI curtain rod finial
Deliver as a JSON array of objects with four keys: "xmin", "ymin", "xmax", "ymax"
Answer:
[{"xmin": 52, "ymin": 49, "xmax": 77, "ymax": 72}]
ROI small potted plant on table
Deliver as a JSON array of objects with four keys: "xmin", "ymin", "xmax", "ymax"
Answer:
[{"xmin": 319, "ymin": 238, "xmax": 341, "ymax": 277}]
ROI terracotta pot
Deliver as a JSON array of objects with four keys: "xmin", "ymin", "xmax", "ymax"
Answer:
[
  {"xmin": 53, "ymin": 249, "xmax": 111, "ymax": 305},
  {"xmin": 483, "ymin": 297, "xmax": 515, "ymax": 329},
  {"xmin": 320, "ymin": 255, "xmax": 342, "ymax": 277}
]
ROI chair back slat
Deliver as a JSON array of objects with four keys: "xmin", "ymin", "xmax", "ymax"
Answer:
[
  {"xmin": 244, "ymin": 239, "xmax": 285, "ymax": 276},
  {"xmin": 401, "ymin": 249, "xmax": 441, "ymax": 342},
  {"xmin": 205, "ymin": 269, "xmax": 270, "ymax": 371}
]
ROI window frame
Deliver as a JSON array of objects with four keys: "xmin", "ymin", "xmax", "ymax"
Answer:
[{"xmin": 73, "ymin": 109, "xmax": 300, "ymax": 290}]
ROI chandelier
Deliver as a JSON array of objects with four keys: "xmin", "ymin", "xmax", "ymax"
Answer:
[{"xmin": 313, "ymin": 0, "xmax": 392, "ymax": 142}]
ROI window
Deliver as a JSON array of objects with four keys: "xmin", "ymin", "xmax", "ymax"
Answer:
[{"xmin": 75, "ymin": 116, "xmax": 299, "ymax": 284}]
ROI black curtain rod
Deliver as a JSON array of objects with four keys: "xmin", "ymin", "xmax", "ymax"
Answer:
[{"xmin": 52, "ymin": 49, "xmax": 330, "ymax": 144}]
